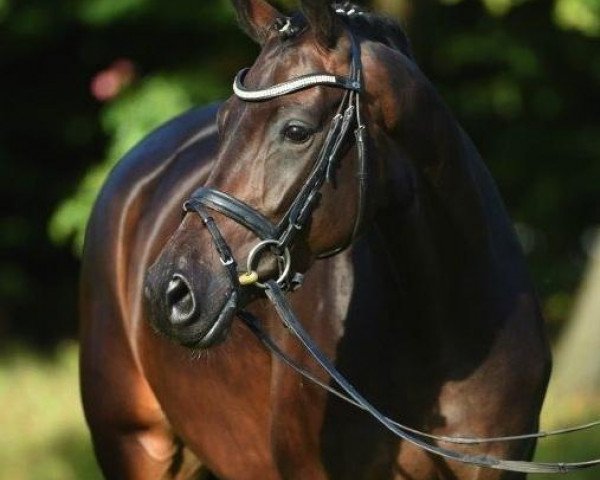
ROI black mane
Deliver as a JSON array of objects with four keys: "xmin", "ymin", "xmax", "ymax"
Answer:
[
  {"xmin": 280, "ymin": 3, "xmax": 414, "ymax": 59},
  {"xmin": 333, "ymin": 2, "xmax": 414, "ymax": 59}
]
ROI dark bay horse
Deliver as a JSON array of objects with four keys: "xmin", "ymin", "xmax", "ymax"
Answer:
[{"xmin": 81, "ymin": 1, "xmax": 553, "ymax": 478}]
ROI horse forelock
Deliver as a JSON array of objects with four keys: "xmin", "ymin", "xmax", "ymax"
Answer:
[
  {"xmin": 271, "ymin": 3, "xmax": 413, "ymax": 59},
  {"xmin": 332, "ymin": 3, "xmax": 414, "ymax": 59}
]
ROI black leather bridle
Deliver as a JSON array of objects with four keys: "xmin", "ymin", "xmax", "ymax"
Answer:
[
  {"xmin": 184, "ymin": 29, "xmax": 367, "ymax": 291},
  {"xmin": 182, "ymin": 22, "xmax": 600, "ymax": 475}
]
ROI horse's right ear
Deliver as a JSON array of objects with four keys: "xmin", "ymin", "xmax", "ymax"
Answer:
[{"xmin": 232, "ymin": 0, "xmax": 283, "ymax": 45}]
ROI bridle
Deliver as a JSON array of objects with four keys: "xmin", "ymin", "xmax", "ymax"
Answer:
[
  {"xmin": 184, "ymin": 28, "xmax": 367, "ymax": 291},
  {"xmin": 182, "ymin": 19, "xmax": 600, "ymax": 475}
]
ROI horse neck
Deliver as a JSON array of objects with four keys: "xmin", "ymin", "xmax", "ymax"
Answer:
[{"xmin": 372, "ymin": 90, "xmax": 531, "ymax": 332}]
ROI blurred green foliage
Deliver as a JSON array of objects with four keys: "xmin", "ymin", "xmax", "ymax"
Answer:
[
  {"xmin": 537, "ymin": 385, "xmax": 600, "ymax": 480},
  {"xmin": 49, "ymin": 72, "xmax": 227, "ymax": 252},
  {"xmin": 555, "ymin": 0, "xmax": 600, "ymax": 36},
  {"xmin": 0, "ymin": 0, "xmax": 252, "ymax": 343},
  {"xmin": 535, "ymin": 425, "xmax": 600, "ymax": 480}
]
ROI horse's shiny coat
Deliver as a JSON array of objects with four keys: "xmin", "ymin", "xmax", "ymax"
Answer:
[{"xmin": 81, "ymin": 2, "xmax": 551, "ymax": 478}]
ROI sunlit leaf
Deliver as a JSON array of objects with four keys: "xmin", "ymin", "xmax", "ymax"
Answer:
[{"xmin": 555, "ymin": 0, "xmax": 600, "ymax": 36}]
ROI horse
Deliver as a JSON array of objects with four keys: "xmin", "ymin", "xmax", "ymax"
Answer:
[{"xmin": 80, "ymin": 1, "xmax": 553, "ymax": 478}]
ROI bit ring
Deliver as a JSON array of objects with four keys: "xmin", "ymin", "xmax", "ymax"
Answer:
[{"xmin": 245, "ymin": 240, "xmax": 291, "ymax": 289}]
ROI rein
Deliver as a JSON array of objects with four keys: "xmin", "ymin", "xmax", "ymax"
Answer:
[
  {"xmin": 239, "ymin": 281, "xmax": 600, "ymax": 475},
  {"xmin": 182, "ymin": 24, "xmax": 600, "ymax": 474},
  {"xmin": 237, "ymin": 307, "xmax": 600, "ymax": 446}
]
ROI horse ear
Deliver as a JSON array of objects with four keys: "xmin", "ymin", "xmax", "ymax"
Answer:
[
  {"xmin": 231, "ymin": 0, "xmax": 283, "ymax": 45},
  {"xmin": 300, "ymin": 0, "xmax": 341, "ymax": 48}
]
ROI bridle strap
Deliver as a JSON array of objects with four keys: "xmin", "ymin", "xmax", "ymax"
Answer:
[
  {"xmin": 238, "ymin": 281, "xmax": 600, "ymax": 475},
  {"xmin": 238, "ymin": 309, "xmax": 600, "ymax": 446},
  {"xmin": 186, "ymin": 29, "xmax": 366, "ymax": 276},
  {"xmin": 234, "ymin": 69, "xmax": 360, "ymax": 102},
  {"xmin": 185, "ymin": 189, "xmax": 278, "ymax": 240},
  {"xmin": 233, "ymin": 30, "xmax": 363, "ymax": 103},
  {"xmin": 183, "ymin": 202, "xmax": 240, "ymax": 286}
]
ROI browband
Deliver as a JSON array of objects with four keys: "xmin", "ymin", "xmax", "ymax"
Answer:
[{"xmin": 233, "ymin": 69, "xmax": 361, "ymax": 102}]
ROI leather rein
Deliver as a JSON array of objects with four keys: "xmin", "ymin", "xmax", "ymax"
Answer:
[{"xmin": 182, "ymin": 27, "xmax": 600, "ymax": 474}]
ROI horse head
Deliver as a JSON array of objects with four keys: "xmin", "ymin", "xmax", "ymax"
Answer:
[{"xmin": 145, "ymin": 0, "xmax": 419, "ymax": 349}]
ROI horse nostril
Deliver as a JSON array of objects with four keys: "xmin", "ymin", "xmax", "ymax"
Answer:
[{"xmin": 166, "ymin": 274, "xmax": 197, "ymax": 325}]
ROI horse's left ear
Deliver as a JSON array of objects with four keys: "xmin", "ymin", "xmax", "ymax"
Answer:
[{"xmin": 300, "ymin": 0, "xmax": 342, "ymax": 48}]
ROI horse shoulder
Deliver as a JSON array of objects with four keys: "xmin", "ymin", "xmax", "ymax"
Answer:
[{"xmin": 80, "ymin": 104, "xmax": 219, "ymax": 477}]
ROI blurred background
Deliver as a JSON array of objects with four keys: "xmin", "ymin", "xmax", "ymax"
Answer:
[{"xmin": 0, "ymin": 0, "xmax": 598, "ymax": 478}]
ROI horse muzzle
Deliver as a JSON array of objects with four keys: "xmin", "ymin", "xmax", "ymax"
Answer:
[{"xmin": 144, "ymin": 258, "xmax": 239, "ymax": 349}]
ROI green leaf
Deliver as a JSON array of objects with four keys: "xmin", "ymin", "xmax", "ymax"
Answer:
[
  {"xmin": 49, "ymin": 72, "xmax": 225, "ymax": 254},
  {"xmin": 555, "ymin": 0, "xmax": 600, "ymax": 36}
]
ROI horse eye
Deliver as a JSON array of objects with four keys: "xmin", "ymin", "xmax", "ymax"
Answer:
[{"xmin": 282, "ymin": 124, "xmax": 313, "ymax": 144}]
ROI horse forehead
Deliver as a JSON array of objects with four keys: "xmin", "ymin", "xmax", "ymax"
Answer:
[
  {"xmin": 248, "ymin": 38, "xmax": 346, "ymax": 88},
  {"xmin": 247, "ymin": 56, "xmax": 313, "ymax": 89}
]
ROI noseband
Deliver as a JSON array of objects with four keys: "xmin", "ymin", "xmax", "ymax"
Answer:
[
  {"xmin": 182, "ymin": 26, "xmax": 600, "ymax": 475},
  {"xmin": 184, "ymin": 30, "xmax": 366, "ymax": 292}
]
